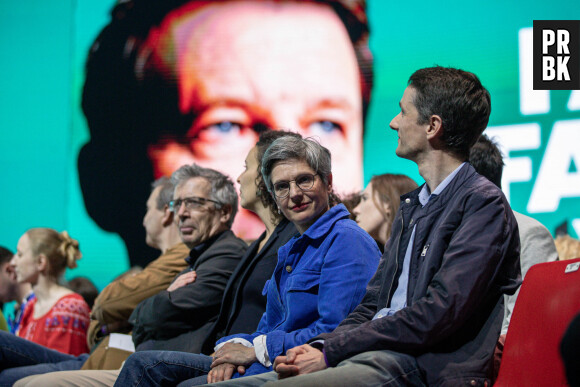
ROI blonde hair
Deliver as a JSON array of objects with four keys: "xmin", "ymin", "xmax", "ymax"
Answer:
[
  {"xmin": 26, "ymin": 228, "xmax": 82, "ymax": 278},
  {"xmin": 554, "ymin": 235, "xmax": 580, "ymax": 261}
]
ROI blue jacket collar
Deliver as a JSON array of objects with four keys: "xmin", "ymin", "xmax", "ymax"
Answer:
[{"xmin": 300, "ymin": 204, "xmax": 350, "ymax": 240}]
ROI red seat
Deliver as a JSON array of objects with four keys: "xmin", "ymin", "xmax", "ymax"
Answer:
[{"xmin": 495, "ymin": 257, "xmax": 580, "ymax": 386}]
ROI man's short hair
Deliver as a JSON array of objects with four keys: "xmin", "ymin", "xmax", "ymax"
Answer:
[
  {"xmin": 171, "ymin": 164, "xmax": 238, "ymax": 227},
  {"xmin": 408, "ymin": 66, "xmax": 491, "ymax": 159},
  {"xmin": 151, "ymin": 177, "xmax": 174, "ymax": 210},
  {"xmin": 0, "ymin": 246, "xmax": 13, "ymax": 265},
  {"xmin": 469, "ymin": 134, "xmax": 504, "ymax": 188}
]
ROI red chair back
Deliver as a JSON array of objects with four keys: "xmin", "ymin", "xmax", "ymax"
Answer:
[{"xmin": 495, "ymin": 258, "xmax": 580, "ymax": 386}]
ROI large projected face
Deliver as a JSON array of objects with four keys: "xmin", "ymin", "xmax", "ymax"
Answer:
[{"xmin": 145, "ymin": 1, "xmax": 363, "ymax": 237}]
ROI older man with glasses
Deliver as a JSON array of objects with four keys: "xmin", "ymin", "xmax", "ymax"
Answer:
[{"xmin": 128, "ymin": 164, "xmax": 248, "ymax": 350}]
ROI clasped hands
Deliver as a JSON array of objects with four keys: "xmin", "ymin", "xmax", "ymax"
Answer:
[
  {"xmin": 273, "ymin": 344, "xmax": 327, "ymax": 379},
  {"xmin": 207, "ymin": 343, "xmax": 257, "ymax": 383}
]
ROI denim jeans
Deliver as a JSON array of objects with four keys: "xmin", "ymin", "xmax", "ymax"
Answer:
[
  {"xmin": 113, "ymin": 350, "xmax": 213, "ymax": 387},
  {"xmin": 0, "ymin": 331, "xmax": 88, "ymax": 386}
]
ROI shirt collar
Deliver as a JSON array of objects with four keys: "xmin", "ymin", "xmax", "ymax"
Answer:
[
  {"xmin": 185, "ymin": 230, "xmax": 225, "ymax": 265},
  {"xmin": 418, "ymin": 162, "xmax": 466, "ymax": 207}
]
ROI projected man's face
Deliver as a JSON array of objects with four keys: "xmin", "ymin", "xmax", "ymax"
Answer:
[{"xmin": 146, "ymin": 1, "xmax": 363, "ymax": 238}]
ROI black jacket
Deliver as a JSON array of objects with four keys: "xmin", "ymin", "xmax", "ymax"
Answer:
[
  {"xmin": 129, "ymin": 230, "xmax": 247, "ymax": 351},
  {"xmin": 201, "ymin": 219, "xmax": 298, "ymax": 354},
  {"xmin": 316, "ymin": 164, "xmax": 521, "ymax": 386}
]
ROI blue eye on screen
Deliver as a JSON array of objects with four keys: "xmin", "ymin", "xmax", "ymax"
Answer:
[
  {"xmin": 309, "ymin": 120, "xmax": 342, "ymax": 134},
  {"xmin": 206, "ymin": 121, "xmax": 242, "ymax": 134}
]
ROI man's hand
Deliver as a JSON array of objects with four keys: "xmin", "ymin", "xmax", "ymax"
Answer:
[
  {"xmin": 207, "ymin": 363, "xmax": 246, "ymax": 383},
  {"xmin": 167, "ymin": 271, "xmax": 196, "ymax": 292},
  {"xmin": 211, "ymin": 343, "xmax": 258, "ymax": 368},
  {"xmin": 274, "ymin": 345, "xmax": 327, "ymax": 379}
]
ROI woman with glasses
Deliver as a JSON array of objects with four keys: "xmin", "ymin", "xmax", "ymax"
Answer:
[
  {"xmin": 0, "ymin": 229, "xmax": 90, "ymax": 376},
  {"xmin": 353, "ymin": 174, "xmax": 418, "ymax": 250},
  {"xmin": 109, "ymin": 136, "xmax": 380, "ymax": 386}
]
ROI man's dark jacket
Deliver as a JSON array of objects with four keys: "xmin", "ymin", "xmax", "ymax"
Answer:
[
  {"xmin": 315, "ymin": 164, "xmax": 521, "ymax": 386},
  {"xmin": 129, "ymin": 230, "xmax": 247, "ymax": 351}
]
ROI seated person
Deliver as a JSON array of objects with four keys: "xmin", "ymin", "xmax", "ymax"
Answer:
[
  {"xmin": 111, "ymin": 136, "xmax": 381, "ymax": 386},
  {"xmin": 207, "ymin": 66, "xmax": 521, "ymax": 387},
  {"xmin": 82, "ymin": 177, "xmax": 189, "ymax": 368},
  {"xmin": 0, "ymin": 228, "xmax": 90, "ymax": 365},
  {"xmin": 352, "ymin": 173, "xmax": 418, "ymax": 250}
]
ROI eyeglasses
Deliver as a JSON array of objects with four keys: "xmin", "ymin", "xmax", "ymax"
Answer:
[
  {"xmin": 272, "ymin": 174, "xmax": 318, "ymax": 199},
  {"xmin": 169, "ymin": 196, "xmax": 221, "ymax": 212}
]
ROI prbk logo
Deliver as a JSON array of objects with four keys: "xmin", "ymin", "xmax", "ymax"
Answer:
[{"xmin": 533, "ymin": 20, "xmax": 580, "ymax": 90}]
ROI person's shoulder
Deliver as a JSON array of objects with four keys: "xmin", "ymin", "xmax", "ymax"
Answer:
[
  {"xmin": 513, "ymin": 211, "xmax": 550, "ymax": 235},
  {"xmin": 205, "ymin": 230, "xmax": 248, "ymax": 259},
  {"xmin": 216, "ymin": 229, "xmax": 248, "ymax": 247},
  {"xmin": 332, "ymin": 218, "xmax": 380, "ymax": 247},
  {"xmin": 54, "ymin": 293, "xmax": 91, "ymax": 315},
  {"xmin": 456, "ymin": 171, "xmax": 507, "ymax": 208}
]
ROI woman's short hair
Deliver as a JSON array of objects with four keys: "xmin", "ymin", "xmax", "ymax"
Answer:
[
  {"xmin": 261, "ymin": 136, "xmax": 332, "ymax": 193},
  {"xmin": 26, "ymin": 228, "xmax": 82, "ymax": 278},
  {"xmin": 255, "ymin": 130, "xmax": 303, "ymax": 219}
]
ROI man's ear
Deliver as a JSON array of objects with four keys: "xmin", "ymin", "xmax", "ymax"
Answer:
[
  {"xmin": 162, "ymin": 205, "xmax": 174, "ymax": 227},
  {"xmin": 219, "ymin": 204, "xmax": 234, "ymax": 225},
  {"xmin": 426, "ymin": 114, "xmax": 443, "ymax": 140}
]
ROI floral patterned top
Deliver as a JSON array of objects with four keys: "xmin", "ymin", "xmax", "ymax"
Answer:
[{"xmin": 17, "ymin": 293, "xmax": 90, "ymax": 355}]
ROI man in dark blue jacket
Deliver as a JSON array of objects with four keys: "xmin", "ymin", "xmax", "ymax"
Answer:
[{"xmin": 215, "ymin": 67, "xmax": 522, "ymax": 387}]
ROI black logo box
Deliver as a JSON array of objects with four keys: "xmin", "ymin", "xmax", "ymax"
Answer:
[{"xmin": 533, "ymin": 20, "xmax": 580, "ymax": 90}]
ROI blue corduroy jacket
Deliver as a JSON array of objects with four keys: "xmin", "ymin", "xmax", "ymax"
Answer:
[{"xmin": 218, "ymin": 204, "xmax": 381, "ymax": 377}]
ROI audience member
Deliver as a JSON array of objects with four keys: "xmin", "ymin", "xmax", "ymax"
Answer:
[
  {"xmin": 353, "ymin": 174, "xmax": 418, "ymax": 249},
  {"xmin": 207, "ymin": 66, "xmax": 521, "ymax": 387},
  {"xmin": 109, "ymin": 136, "xmax": 380, "ymax": 386},
  {"xmin": 555, "ymin": 234, "xmax": 580, "ymax": 261},
  {"xmin": 469, "ymin": 134, "xmax": 559, "ymax": 378},
  {"xmin": 20, "ymin": 131, "xmax": 305, "ymax": 386},
  {"xmin": 0, "ymin": 228, "xmax": 90, "ymax": 378},
  {"xmin": 83, "ymin": 177, "xmax": 189, "ymax": 363},
  {"xmin": 0, "ymin": 246, "xmax": 33, "ymax": 334},
  {"xmin": 66, "ymin": 277, "xmax": 99, "ymax": 310}
]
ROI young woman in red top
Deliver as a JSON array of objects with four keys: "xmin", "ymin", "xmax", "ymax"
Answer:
[{"xmin": 10, "ymin": 228, "xmax": 90, "ymax": 355}]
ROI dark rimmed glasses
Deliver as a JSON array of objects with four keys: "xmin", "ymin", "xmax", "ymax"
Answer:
[
  {"xmin": 169, "ymin": 196, "xmax": 221, "ymax": 212},
  {"xmin": 272, "ymin": 174, "xmax": 318, "ymax": 199}
]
